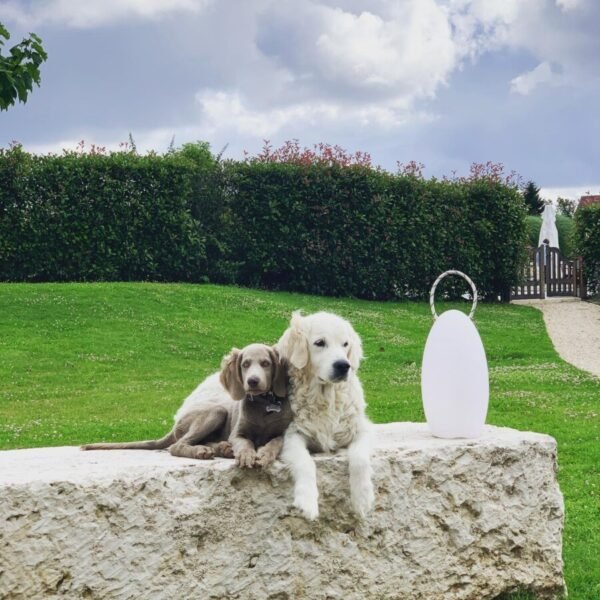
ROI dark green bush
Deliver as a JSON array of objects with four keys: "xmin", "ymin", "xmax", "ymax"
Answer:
[
  {"xmin": 574, "ymin": 204, "xmax": 600, "ymax": 296},
  {"xmin": 218, "ymin": 163, "xmax": 400, "ymax": 298},
  {"xmin": 0, "ymin": 145, "xmax": 528, "ymax": 299},
  {"xmin": 218, "ymin": 163, "xmax": 527, "ymax": 299},
  {"xmin": 173, "ymin": 142, "xmax": 227, "ymax": 282},
  {"xmin": 525, "ymin": 216, "xmax": 540, "ymax": 248},
  {"xmin": 0, "ymin": 145, "xmax": 207, "ymax": 282}
]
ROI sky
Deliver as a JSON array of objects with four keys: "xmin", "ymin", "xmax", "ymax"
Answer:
[{"xmin": 1, "ymin": 0, "xmax": 599, "ymax": 200}]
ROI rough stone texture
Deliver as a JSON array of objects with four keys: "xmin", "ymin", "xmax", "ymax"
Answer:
[{"xmin": 0, "ymin": 423, "xmax": 565, "ymax": 600}]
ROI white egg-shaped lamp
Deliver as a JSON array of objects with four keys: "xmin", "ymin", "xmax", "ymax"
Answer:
[{"xmin": 421, "ymin": 271, "xmax": 489, "ymax": 439}]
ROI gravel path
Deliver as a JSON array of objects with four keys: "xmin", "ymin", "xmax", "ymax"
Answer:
[{"xmin": 512, "ymin": 297, "xmax": 600, "ymax": 377}]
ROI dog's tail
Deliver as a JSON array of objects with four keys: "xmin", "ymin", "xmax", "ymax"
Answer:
[{"xmin": 80, "ymin": 430, "xmax": 176, "ymax": 451}]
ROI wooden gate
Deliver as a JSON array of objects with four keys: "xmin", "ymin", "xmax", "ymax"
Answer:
[
  {"xmin": 510, "ymin": 244, "xmax": 585, "ymax": 300},
  {"xmin": 546, "ymin": 247, "xmax": 585, "ymax": 297}
]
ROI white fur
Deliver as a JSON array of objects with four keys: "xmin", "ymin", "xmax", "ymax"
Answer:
[
  {"xmin": 280, "ymin": 429, "xmax": 319, "ymax": 520},
  {"xmin": 277, "ymin": 311, "xmax": 374, "ymax": 520},
  {"xmin": 174, "ymin": 372, "xmax": 234, "ymax": 422}
]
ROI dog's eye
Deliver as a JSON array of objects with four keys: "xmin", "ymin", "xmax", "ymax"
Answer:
[
  {"xmin": 242, "ymin": 361, "xmax": 251, "ymax": 369},
  {"xmin": 343, "ymin": 342, "xmax": 349, "ymax": 347},
  {"xmin": 314, "ymin": 339, "xmax": 326, "ymax": 347},
  {"xmin": 260, "ymin": 360, "xmax": 270, "ymax": 368}
]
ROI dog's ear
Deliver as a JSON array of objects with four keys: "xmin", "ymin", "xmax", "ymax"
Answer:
[
  {"xmin": 269, "ymin": 347, "xmax": 288, "ymax": 398},
  {"xmin": 347, "ymin": 327, "xmax": 364, "ymax": 371},
  {"xmin": 276, "ymin": 311, "xmax": 308, "ymax": 370},
  {"xmin": 220, "ymin": 348, "xmax": 245, "ymax": 400}
]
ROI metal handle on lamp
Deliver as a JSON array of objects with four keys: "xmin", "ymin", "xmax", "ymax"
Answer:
[{"xmin": 429, "ymin": 270, "xmax": 478, "ymax": 321}]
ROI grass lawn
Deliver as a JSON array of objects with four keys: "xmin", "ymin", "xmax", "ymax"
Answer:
[{"xmin": 0, "ymin": 283, "xmax": 598, "ymax": 598}]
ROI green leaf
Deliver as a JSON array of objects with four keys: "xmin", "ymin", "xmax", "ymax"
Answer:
[{"xmin": 0, "ymin": 23, "xmax": 47, "ymax": 110}]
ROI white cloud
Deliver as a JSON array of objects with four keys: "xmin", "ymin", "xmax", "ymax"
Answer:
[
  {"xmin": 195, "ymin": 90, "xmax": 437, "ymax": 138},
  {"xmin": 26, "ymin": 137, "xmax": 130, "ymax": 155},
  {"xmin": 450, "ymin": 0, "xmax": 600, "ymax": 94},
  {"xmin": 540, "ymin": 185, "xmax": 600, "ymax": 201},
  {"xmin": 556, "ymin": 0, "xmax": 583, "ymax": 12},
  {"xmin": 510, "ymin": 62, "xmax": 559, "ymax": 95},
  {"xmin": 314, "ymin": 2, "xmax": 456, "ymax": 96},
  {"xmin": 196, "ymin": 91, "xmax": 308, "ymax": 138},
  {"xmin": 0, "ymin": 0, "xmax": 209, "ymax": 28},
  {"xmin": 251, "ymin": 0, "xmax": 595, "ymax": 131},
  {"xmin": 244, "ymin": 0, "xmax": 459, "ymax": 135},
  {"xmin": 21, "ymin": 91, "xmax": 438, "ymax": 158},
  {"xmin": 446, "ymin": 0, "xmax": 525, "ymax": 58}
]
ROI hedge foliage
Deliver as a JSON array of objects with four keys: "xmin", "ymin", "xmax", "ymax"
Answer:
[
  {"xmin": 219, "ymin": 163, "xmax": 527, "ymax": 300},
  {"xmin": 0, "ymin": 144, "xmax": 528, "ymax": 300},
  {"xmin": 0, "ymin": 145, "xmax": 209, "ymax": 282},
  {"xmin": 574, "ymin": 204, "xmax": 600, "ymax": 296}
]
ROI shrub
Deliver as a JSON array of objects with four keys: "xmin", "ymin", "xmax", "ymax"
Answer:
[
  {"xmin": 0, "ymin": 142, "xmax": 528, "ymax": 300},
  {"xmin": 574, "ymin": 204, "xmax": 600, "ymax": 296},
  {"xmin": 0, "ymin": 145, "xmax": 207, "ymax": 282},
  {"xmin": 526, "ymin": 216, "xmax": 540, "ymax": 248},
  {"xmin": 218, "ymin": 161, "xmax": 527, "ymax": 300},
  {"xmin": 248, "ymin": 139, "xmax": 373, "ymax": 168},
  {"xmin": 557, "ymin": 197, "xmax": 577, "ymax": 218},
  {"xmin": 171, "ymin": 142, "xmax": 228, "ymax": 282}
]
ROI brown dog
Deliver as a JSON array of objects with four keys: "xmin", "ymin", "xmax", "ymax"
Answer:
[
  {"xmin": 221, "ymin": 345, "xmax": 292, "ymax": 467},
  {"xmin": 82, "ymin": 344, "xmax": 292, "ymax": 468}
]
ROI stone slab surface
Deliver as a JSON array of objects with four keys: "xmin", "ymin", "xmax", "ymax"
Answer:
[{"xmin": 0, "ymin": 423, "xmax": 565, "ymax": 599}]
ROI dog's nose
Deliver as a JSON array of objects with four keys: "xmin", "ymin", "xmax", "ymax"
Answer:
[
  {"xmin": 247, "ymin": 376, "xmax": 260, "ymax": 388},
  {"xmin": 332, "ymin": 360, "xmax": 351, "ymax": 378}
]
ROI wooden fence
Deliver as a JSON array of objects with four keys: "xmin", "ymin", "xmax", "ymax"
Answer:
[{"xmin": 510, "ymin": 244, "xmax": 585, "ymax": 300}]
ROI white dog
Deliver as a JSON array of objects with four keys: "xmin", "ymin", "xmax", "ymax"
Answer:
[{"xmin": 276, "ymin": 311, "xmax": 374, "ymax": 520}]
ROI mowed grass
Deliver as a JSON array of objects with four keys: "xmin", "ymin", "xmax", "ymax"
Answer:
[{"xmin": 0, "ymin": 283, "xmax": 598, "ymax": 598}]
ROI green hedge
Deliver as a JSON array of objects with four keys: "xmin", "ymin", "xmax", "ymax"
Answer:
[
  {"xmin": 0, "ymin": 146, "xmax": 208, "ymax": 282},
  {"xmin": 0, "ymin": 146, "xmax": 528, "ymax": 299},
  {"xmin": 217, "ymin": 163, "xmax": 527, "ymax": 300},
  {"xmin": 574, "ymin": 204, "xmax": 600, "ymax": 296}
]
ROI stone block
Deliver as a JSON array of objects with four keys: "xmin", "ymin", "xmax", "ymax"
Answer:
[{"xmin": 0, "ymin": 423, "xmax": 565, "ymax": 599}]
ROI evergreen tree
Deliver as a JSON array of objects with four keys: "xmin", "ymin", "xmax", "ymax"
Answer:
[{"xmin": 522, "ymin": 181, "xmax": 544, "ymax": 215}]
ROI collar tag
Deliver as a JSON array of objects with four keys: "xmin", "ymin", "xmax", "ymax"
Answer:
[
  {"xmin": 246, "ymin": 392, "xmax": 283, "ymax": 413},
  {"xmin": 266, "ymin": 401, "xmax": 282, "ymax": 413}
]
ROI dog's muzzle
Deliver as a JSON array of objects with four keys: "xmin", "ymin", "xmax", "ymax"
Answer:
[{"xmin": 330, "ymin": 359, "xmax": 351, "ymax": 382}]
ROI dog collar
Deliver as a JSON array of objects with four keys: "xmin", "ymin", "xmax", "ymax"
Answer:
[{"xmin": 246, "ymin": 391, "xmax": 284, "ymax": 413}]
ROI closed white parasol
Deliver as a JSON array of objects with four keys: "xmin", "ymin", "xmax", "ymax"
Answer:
[{"xmin": 538, "ymin": 203, "xmax": 560, "ymax": 248}]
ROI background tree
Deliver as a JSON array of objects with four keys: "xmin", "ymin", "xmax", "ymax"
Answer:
[
  {"xmin": 556, "ymin": 197, "xmax": 577, "ymax": 218},
  {"xmin": 522, "ymin": 181, "xmax": 544, "ymax": 215},
  {"xmin": 0, "ymin": 22, "xmax": 47, "ymax": 111}
]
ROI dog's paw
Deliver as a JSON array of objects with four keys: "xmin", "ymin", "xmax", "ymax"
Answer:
[
  {"xmin": 293, "ymin": 488, "xmax": 319, "ymax": 520},
  {"xmin": 192, "ymin": 445, "xmax": 215, "ymax": 460},
  {"xmin": 236, "ymin": 448, "xmax": 257, "ymax": 468},
  {"xmin": 350, "ymin": 477, "xmax": 375, "ymax": 519},
  {"xmin": 214, "ymin": 441, "xmax": 234, "ymax": 459},
  {"xmin": 255, "ymin": 446, "xmax": 277, "ymax": 468}
]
